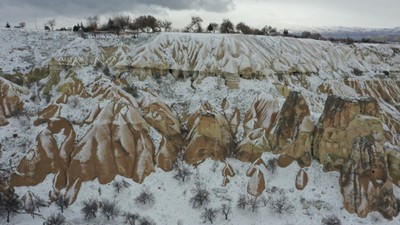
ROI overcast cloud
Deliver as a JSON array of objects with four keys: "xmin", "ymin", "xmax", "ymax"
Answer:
[{"xmin": 0, "ymin": 0, "xmax": 398, "ymax": 30}]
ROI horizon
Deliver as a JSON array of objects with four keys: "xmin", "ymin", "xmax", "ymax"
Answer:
[{"xmin": 0, "ymin": 0, "xmax": 399, "ymax": 31}]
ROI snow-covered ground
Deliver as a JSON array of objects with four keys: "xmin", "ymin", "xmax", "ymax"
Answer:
[{"xmin": 0, "ymin": 29, "xmax": 399, "ymax": 224}]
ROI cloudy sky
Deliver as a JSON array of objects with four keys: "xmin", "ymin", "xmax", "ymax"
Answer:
[{"xmin": 0, "ymin": 0, "xmax": 399, "ymax": 30}]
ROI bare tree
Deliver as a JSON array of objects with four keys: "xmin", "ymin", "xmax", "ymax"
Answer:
[
  {"xmin": 0, "ymin": 188, "xmax": 21, "ymax": 223},
  {"xmin": 259, "ymin": 195, "xmax": 269, "ymax": 206},
  {"xmin": 220, "ymin": 19, "xmax": 234, "ymax": 33},
  {"xmin": 269, "ymin": 193, "xmax": 293, "ymax": 214},
  {"xmin": 266, "ymin": 158, "xmax": 277, "ymax": 174},
  {"xmin": 200, "ymin": 208, "xmax": 218, "ymax": 224},
  {"xmin": 113, "ymin": 15, "xmax": 131, "ymax": 30},
  {"xmin": 81, "ymin": 198, "xmax": 98, "ymax": 220},
  {"xmin": 101, "ymin": 199, "xmax": 119, "ymax": 220},
  {"xmin": 236, "ymin": 194, "xmax": 247, "ymax": 210},
  {"xmin": 261, "ymin": 25, "xmax": 277, "ymax": 35},
  {"xmin": 87, "ymin": 15, "xmax": 99, "ymax": 31},
  {"xmin": 47, "ymin": 19, "xmax": 56, "ymax": 30},
  {"xmin": 124, "ymin": 212, "xmax": 140, "ymax": 225},
  {"xmin": 248, "ymin": 197, "xmax": 260, "ymax": 212},
  {"xmin": 220, "ymin": 204, "xmax": 231, "ymax": 220},
  {"xmin": 190, "ymin": 183, "xmax": 210, "ymax": 208},
  {"xmin": 159, "ymin": 20, "xmax": 172, "ymax": 32},
  {"xmin": 184, "ymin": 16, "xmax": 203, "ymax": 33},
  {"xmin": 113, "ymin": 180, "xmax": 131, "ymax": 194},
  {"xmin": 43, "ymin": 213, "xmax": 66, "ymax": 225},
  {"xmin": 55, "ymin": 195, "xmax": 67, "ymax": 213},
  {"xmin": 207, "ymin": 23, "xmax": 219, "ymax": 33},
  {"xmin": 139, "ymin": 216, "xmax": 156, "ymax": 225},
  {"xmin": 321, "ymin": 215, "xmax": 342, "ymax": 225},
  {"xmin": 173, "ymin": 163, "xmax": 193, "ymax": 182},
  {"xmin": 134, "ymin": 190, "xmax": 155, "ymax": 205},
  {"xmin": 236, "ymin": 22, "xmax": 252, "ymax": 34}
]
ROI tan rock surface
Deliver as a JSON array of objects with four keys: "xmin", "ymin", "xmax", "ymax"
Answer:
[
  {"xmin": 184, "ymin": 103, "xmax": 235, "ymax": 165},
  {"xmin": 0, "ymin": 77, "xmax": 27, "ymax": 126}
]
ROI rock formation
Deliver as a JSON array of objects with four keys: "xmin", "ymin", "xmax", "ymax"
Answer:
[
  {"xmin": 0, "ymin": 77, "xmax": 27, "ymax": 126},
  {"xmin": 183, "ymin": 102, "xmax": 236, "ymax": 165},
  {"xmin": 1, "ymin": 31, "xmax": 399, "ymax": 219}
]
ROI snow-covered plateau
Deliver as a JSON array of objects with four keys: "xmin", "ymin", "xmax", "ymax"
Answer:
[{"xmin": 0, "ymin": 28, "xmax": 399, "ymax": 225}]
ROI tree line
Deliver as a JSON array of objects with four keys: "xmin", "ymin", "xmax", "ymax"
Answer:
[{"xmin": 4, "ymin": 15, "xmax": 385, "ymax": 44}]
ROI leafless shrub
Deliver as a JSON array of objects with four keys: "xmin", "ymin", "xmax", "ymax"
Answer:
[
  {"xmin": 248, "ymin": 196, "xmax": 260, "ymax": 212},
  {"xmin": 173, "ymin": 163, "xmax": 193, "ymax": 182},
  {"xmin": 260, "ymin": 195, "xmax": 269, "ymax": 206},
  {"xmin": 113, "ymin": 180, "xmax": 131, "ymax": 194},
  {"xmin": 135, "ymin": 190, "xmax": 155, "ymax": 206},
  {"xmin": 124, "ymin": 212, "xmax": 140, "ymax": 225},
  {"xmin": 321, "ymin": 215, "xmax": 341, "ymax": 225},
  {"xmin": 220, "ymin": 204, "xmax": 231, "ymax": 220},
  {"xmin": 101, "ymin": 199, "xmax": 119, "ymax": 220},
  {"xmin": 269, "ymin": 192, "xmax": 293, "ymax": 214},
  {"xmin": 55, "ymin": 195, "xmax": 68, "ymax": 213},
  {"xmin": 139, "ymin": 216, "xmax": 156, "ymax": 225},
  {"xmin": 200, "ymin": 207, "xmax": 218, "ymax": 224},
  {"xmin": 81, "ymin": 198, "xmax": 98, "ymax": 220},
  {"xmin": 190, "ymin": 183, "xmax": 210, "ymax": 209},
  {"xmin": 43, "ymin": 213, "xmax": 65, "ymax": 225},
  {"xmin": 0, "ymin": 188, "xmax": 21, "ymax": 223},
  {"xmin": 266, "ymin": 158, "xmax": 277, "ymax": 174},
  {"xmin": 236, "ymin": 194, "xmax": 247, "ymax": 210}
]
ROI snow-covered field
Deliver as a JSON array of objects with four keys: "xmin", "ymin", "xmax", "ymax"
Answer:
[{"xmin": 0, "ymin": 28, "xmax": 399, "ymax": 225}]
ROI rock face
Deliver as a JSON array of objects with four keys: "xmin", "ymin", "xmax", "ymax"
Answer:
[
  {"xmin": 341, "ymin": 134, "xmax": 397, "ymax": 219},
  {"xmin": 11, "ymin": 116, "xmax": 75, "ymax": 190},
  {"xmin": 0, "ymin": 77, "xmax": 27, "ymax": 126},
  {"xmin": 313, "ymin": 96, "xmax": 380, "ymax": 169},
  {"xmin": 314, "ymin": 95, "xmax": 399, "ymax": 219},
  {"xmin": 183, "ymin": 103, "xmax": 236, "ymax": 165},
  {"xmin": 237, "ymin": 91, "xmax": 313, "ymax": 166}
]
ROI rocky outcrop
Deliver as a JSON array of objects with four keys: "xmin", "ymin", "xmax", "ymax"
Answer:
[
  {"xmin": 295, "ymin": 169, "xmax": 309, "ymax": 190},
  {"xmin": 237, "ymin": 91, "xmax": 313, "ymax": 165},
  {"xmin": 313, "ymin": 95, "xmax": 398, "ymax": 218},
  {"xmin": 340, "ymin": 134, "xmax": 397, "ymax": 219},
  {"xmin": 0, "ymin": 77, "xmax": 27, "ymax": 126},
  {"xmin": 11, "ymin": 115, "xmax": 75, "ymax": 191},
  {"xmin": 313, "ymin": 96, "xmax": 380, "ymax": 170},
  {"xmin": 56, "ymin": 77, "xmax": 90, "ymax": 104},
  {"xmin": 236, "ymin": 97, "xmax": 279, "ymax": 161},
  {"xmin": 65, "ymin": 101, "xmax": 156, "ymax": 203},
  {"xmin": 183, "ymin": 103, "xmax": 236, "ymax": 165}
]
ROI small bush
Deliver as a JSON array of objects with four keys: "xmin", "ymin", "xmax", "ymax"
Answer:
[
  {"xmin": 269, "ymin": 193, "xmax": 293, "ymax": 214},
  {"xmin": 135, "ymin": 190, "xmax": 155, "ymax": 205},
  {"xmin": 266, "ymin": 158, "xmax": 277, "ymax": 174},
  {"xmin": 44, "ymin": 213, "xmax": 66, "ymax": 225},
  {"xmin": 396, "ymin": 198, "xmax": 400, "ymax": 212},
  {"xmin": 173, "ymin": 164, "xmax": 193, "ymax": 182},
  {"xmin": 200, "ymin": 208, "xmax": 218, "ymax": 224},
  {"xmin": 189, "ymin": 183, "xmax": 210, "ymax": 209},
  {"xmin": 220, "ymin": 204, "xmax": 231, "ymax": 220},
  {"xmin": 81, "ymin": 198, "xmax": 98, "ymax": 220},
  {"xmin": 236, "ymin": 194, "xmax": 247, "ymax": 210},
  {"xmin": 103, "ymin": 65, "xmax": 111, "ymax": 76},
  {"xmin": 139, "ymin": 216, "xmax": 156, "ymax": 225},
  {"xmin": 101, "ymin": 199, "xmax": 119, "ymax": 220},
  {"xmin": 124, "ymin": 212, "xmax": 140, "ymax": 225},
  {"xmin": 55, "ymin": 195, "xmax": 68, "ymax": 213},
  {"xmin": 321, "ymin": 215, "xmax": 341, "ymax": 225},
  {"xmin": 248, "ymin": 196, "xmax": 260, "ymax": 212}
]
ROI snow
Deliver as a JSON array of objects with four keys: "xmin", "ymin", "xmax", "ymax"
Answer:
[{"xmin": 0, "ymin": 29, "xmax": 399, "ymax": 225}]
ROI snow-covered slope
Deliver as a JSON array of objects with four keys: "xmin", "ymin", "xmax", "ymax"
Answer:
[{"xmin": 0, "ymin": 29, "xmax": 400, "ymax": 225}]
